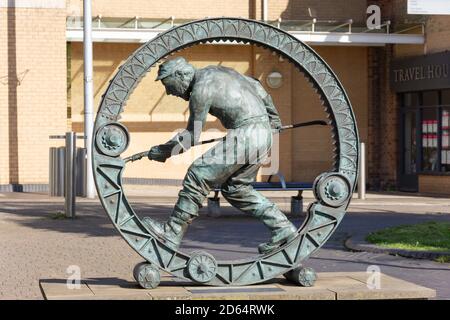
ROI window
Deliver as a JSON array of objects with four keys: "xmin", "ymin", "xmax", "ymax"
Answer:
[
  {"xmin": 403, "ymin": 92, "xmax": 420, "ymax": 107},
  {"xmin": 421, "ymin": 108, "xmax": 438, "ymax": 171},
  {"xmin": 402, "ymin": 89, "xmax": 450, "ymax": 174},
  {"xmin": 442, "ymin": 108, "xmax": 450, "ymax": 172}
]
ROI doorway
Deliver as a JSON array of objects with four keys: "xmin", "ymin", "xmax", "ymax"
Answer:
[{"xmin": 399, "ymin": 108, "xmax": 419, "ymax": 191}]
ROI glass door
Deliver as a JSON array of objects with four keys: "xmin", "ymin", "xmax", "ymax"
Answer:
[{"xmin": 399, "ymin": 108, "xmax": 419, "ymax": 191}]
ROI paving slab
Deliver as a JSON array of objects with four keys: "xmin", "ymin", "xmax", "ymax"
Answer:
[
  {"xmin": 185, "ymin": 283, "xmax": 292, "ymax": 300},
  {"xmin": 39, "ymin": 272, "xmax": 435, "ymax": 300},
  {"xmin": 81, "ymin": 278, "xmax": 153, "ymax": 299},
  {"xmin": 343, "ymin": 272, "xmax": 437, "ymax": 300},
  {"xmin": 39, "ymin": 279, "xmax": 95, "ymax": 300}
]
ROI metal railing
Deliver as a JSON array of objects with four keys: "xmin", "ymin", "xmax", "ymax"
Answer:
[{"xmin": 66, "ymin": 16, "xmax": 425, "ymax": 36}]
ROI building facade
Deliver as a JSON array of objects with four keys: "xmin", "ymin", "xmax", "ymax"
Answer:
[{"xmin": 0, "ymin": 0, "xmax": 449, "ymax": 195}]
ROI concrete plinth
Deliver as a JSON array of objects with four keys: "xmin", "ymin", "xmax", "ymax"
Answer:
[{"xmin": 39, "ymin": 272, "xmax": 436, "ymax": 300}]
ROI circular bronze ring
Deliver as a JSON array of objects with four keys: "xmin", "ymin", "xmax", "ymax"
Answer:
[{"xmin": 93, "ymin": 18, "xmax": 359, "ymax": 286}]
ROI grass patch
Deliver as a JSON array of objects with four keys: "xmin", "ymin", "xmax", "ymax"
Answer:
[
  {"xmin": 435, "ymin": 256, "xmax": 450, "ymax": 263},
  {"xmin": 48, "ymin": 211, "xmax": 68, "ymax": 220},
  {"xmin": 366, "ymin": 221, "xmax": 450, "ymax": 253}
]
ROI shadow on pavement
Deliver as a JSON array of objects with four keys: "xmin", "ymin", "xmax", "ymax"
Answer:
[{"xmin": 1, "ymin": 198, "xmax": 450, "ymax": 260}]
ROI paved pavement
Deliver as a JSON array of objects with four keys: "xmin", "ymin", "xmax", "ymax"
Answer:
[{"xmin": 0, "ymin": 189, "xmax": 449, "ymax": 299}]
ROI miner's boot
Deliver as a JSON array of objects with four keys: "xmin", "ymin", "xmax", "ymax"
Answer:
[
  {"xmin": 257, "ymin": 206, "xmax": 297, "ymax": 254},
  {"xmin": 142, "ymin": 197, "xmax": 198, "ymax": 251}
]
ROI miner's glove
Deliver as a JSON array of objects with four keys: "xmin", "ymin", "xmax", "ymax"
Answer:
[{"xmin": 148, "ymin": 145, "xmax": 172, "ymax": 163}]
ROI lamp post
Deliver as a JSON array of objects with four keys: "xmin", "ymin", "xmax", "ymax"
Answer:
[{"xmin": 83, "ymin": 0, "xmax": 95, "ymax": 198}]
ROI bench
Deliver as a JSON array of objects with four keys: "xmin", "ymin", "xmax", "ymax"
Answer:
[{"xmin": 207, "ymin": 172, "xmax": 313, "ymax": 217}]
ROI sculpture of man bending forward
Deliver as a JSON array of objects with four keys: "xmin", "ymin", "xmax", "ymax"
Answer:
[{"xmin": 143, "ymin": 57, "xmax": 297, "ymax": 254}]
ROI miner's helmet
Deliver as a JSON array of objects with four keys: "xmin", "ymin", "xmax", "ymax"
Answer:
[{"xmin": 155, "ymin": 57, "xmax": 188, "ymax": 81}]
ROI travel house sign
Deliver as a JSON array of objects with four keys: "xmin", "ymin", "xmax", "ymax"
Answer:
[{"xmin": 391, "ymin": 51, "xmax": 450, "ymax": 92}]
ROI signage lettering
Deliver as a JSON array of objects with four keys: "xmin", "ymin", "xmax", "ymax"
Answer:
[
  {"xmin": 390, "ymin": 51, "xmax": 450, "ymax": 92},
  {"xmin": 393, "ymin": 64, "xmax": 449, "ymax": 83}
]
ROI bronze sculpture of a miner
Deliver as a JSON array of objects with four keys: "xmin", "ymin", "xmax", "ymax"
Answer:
[
  {"xmin": 94, "ymin": 18, "xmax": 359, "ymax": 288},
  {"xmin": 143, "ymin": 57, "xmax": 297, "ymax": 254}
]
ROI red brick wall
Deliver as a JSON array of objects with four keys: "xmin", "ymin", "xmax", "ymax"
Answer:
[{"xmin": 367, "ymin": 45, "xmax": 398, "ymax": 190}]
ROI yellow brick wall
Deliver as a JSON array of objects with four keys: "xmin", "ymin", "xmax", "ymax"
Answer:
[
  {"xmin": 292, "ymin": 46, "xmax": 368, "ymax": 182},
  {"xmin": 70, "ymin": 43, "xmax": 255, "ymax": 180},
  {"xmin": 253, "ymin": 46, "xmax": 293, "ymax": 181},
  {"xmin": 393, "ymin": 16, "xmax": 450, "ymax": 59},
  {"xmin": 67, "ymin": 0, "xmax": 366, "ymax": 21},
  {"xmin": 0, "ymin": 7, "xmax": 67, "ymax": 185},
  {"xmin": 69, "ymin": 42, "xmax": 368, "ymax": 183},
  {"xmin": 0, "ymin": 9, "xmax": 8, "ymax": 183},
  {"xmin": 269, "ymin": 0, "xmax": 367, "ymax": 22},
  {"xmin": 394, "ymin": 14, "xmax": 450, "ymax": 58},
  {"xmin": 67, "ymin": 0, "xmax": 256, "ymax": 20},
  {"xmin": 425, "ymin": 16, "xmax": 450, "ymax": 54}
]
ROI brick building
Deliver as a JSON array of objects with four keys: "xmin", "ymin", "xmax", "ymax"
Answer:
[{"xmin": 1, "ymin": 0, "xmax": 449, "ymax": 195}]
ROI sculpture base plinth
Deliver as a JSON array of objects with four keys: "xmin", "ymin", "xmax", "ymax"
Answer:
[{"xmin": 39, "ymin": 272, "xmax": 435, "ymax": 300}]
